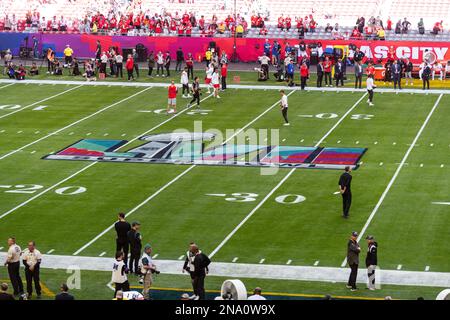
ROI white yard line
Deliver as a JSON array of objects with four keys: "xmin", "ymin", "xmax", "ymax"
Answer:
[
  {"xmin": 73, "ymin": 91, "xmax": 296, "ymax": 255},
  {"xmin": 0, "ymin": 78, "xmax": 449, "ymax": 95},
  {"xmin": 0, "ymin": 87, "xmax": 152, "ymax": 160},
  {"xmin": 209, "ymin": 93, "xmax": 368, "ymax": 258},
  {"xmin": 1, "ymin": 252, "xmax": 447, "ymax": 288},
  {"xmin": 0, "ymin": 84, "xmax": 83, "ymax": 120},
  {"xmin": 0, "ymin": 83, "xmax": 15, "ymax": 90},
  {"xmin": 340, "ymin": 94, "xmax": 444, "ymax": 267},
  {"xmin": 0, "ymin": 93, "xmax": 213, "ymax": 223}
]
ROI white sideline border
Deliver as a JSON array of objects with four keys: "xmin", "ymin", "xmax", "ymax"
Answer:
[
  {"xmin": 341, "ymin": 93, "xmax": 445, "ymax": 267},
  {"xmin": 0, "ymin": 78, "xmax": 449, "ymax": 95},
  {"xmin": 209, "ymin": 92, "xmax": 368, "ymax": 258},
  {"xmin": 0, "ymin": 87, "xmax": 152, "ymax": 160},
  {"xmin": 0, "ymin": 252, "xmax": 448, "ymax": 288},
  {"xmin": 73, "ymin": 90, "xmax": 297, "ymax": 255}
]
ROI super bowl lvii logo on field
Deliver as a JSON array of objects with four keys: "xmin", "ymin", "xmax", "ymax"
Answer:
[{"xmin": 43, "ymin": 132, "xmax": 367, "ymax": 170}]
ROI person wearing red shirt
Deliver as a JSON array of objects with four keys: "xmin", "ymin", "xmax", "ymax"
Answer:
[
  {"xmin": 221, "ymin": 63, "xmax": 228, "ymax": 91},
  {"xmin": 351, "ymin": 26, "xmax": 361, "ymax": 39},
  {"xmin": 251, "ymin": 15, "xmax": 257, "ymax": 27},
  {"xmin": 125, "ymin": 54, "xmax": 134, "ymax": 81},
  {"xmin": 386, "ymin": 17, "xmax": 392, "ymax": 30},
  {"xmin": 198, "ymin": 16, "xmax": 205, "ymax": 30},
  {"xmin": 300, "ymin": 61, "xmax": 309, "ymax": 90},
  {"xmin": 185, "ymin": 23, "xmax": 192, "ymax": 37},
  {"xmin": 323, "ymin": 57, "xmax": 332, "ymax": 87},
  {"xmin": 278, "ymin": 15, "xmax": 284, "ymax": 30},
  {"xmin": 309, "ymin": 19, "xmax": 316, "ymax": 33},
  {"xmin": 167, "ymin": 80, "xmax": 178, "ymax": 114},
  {"xmin": 285, "ymin": 17, "xmax": 291, "ymax": 30},
  {"xmin": 178, "ymin": 23, "xmax": 185, "ymax": 36},
  {"xmin": 366, "ymin": 62, "xmax": 375, "ymax": 77}
]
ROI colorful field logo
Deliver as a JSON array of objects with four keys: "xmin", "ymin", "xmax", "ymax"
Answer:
[{"xmin": 43, "ymin": 133, "xmax": 367, "ymax": 170}]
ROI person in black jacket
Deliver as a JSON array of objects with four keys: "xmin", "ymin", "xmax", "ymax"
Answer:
[
  {"xmin": 339, "ymin": 166, "xmax": 352, "ymax": 218},
  {"xmin": 392, "ymin": 59, "xmax": 402, "ymax": 89},
  {"xmin": 127, "ymin": 221, "xmax": 142, "ymax": 274},
  {"xmin": 55, "ymin": 284, "xmax": 75, "ymax": 300},
  {"xmin": 316, "ymin": 60, "xmax": 324, "ymax": 87},
  {"xmin": 365, "ymin": 235, "xmax": 378, "ymax": 290},
  {"xmin": 175, "ymin": 47, "xmax": 184, "ymax": 72},
  {"xmin": 114, "ymin": 213, "xmax": 131, "ymax": 268},
  {"xmin": 354, "ymin": 61, "xmax": 363, "ymax": 89},
  {"xmin": 422, "ymin": 63, "xmax": 431, "ymax": 90},
  {"xmin": 334, "ymin": 59, "xmax": 344, "ymax": 87},
  {"xmin": 164, "ymin": 51, "xmax": 171, "ymax": 77},
  {"xmin": 188, "ymin": 244, "xmax": 211, "ymax": 300},
  {"xmin": 346, "ymin": 231, "xmax": 361, "ymax": 291},
  {"xmin": 148, "ymin": 51, "xmax": 155, "ymax": 77}
]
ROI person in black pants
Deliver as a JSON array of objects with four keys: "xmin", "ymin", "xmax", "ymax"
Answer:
[
  {"xmin": 127, "ymin": 221, "xmax": 142, "ymax": 274},
  {"xmin": 392, "ymin": 59, "xmax": 402, "ymax": 89},
  {"xmin": 114, "ymin": 213, "xmax": 131, "ymax": 267},
  {"xmin": 339, "ymin": 166, "xmax": 352, "ymax": 218},
  {"xmin": 132, "ymin": 49, "xmax": 139, "ymax": 78},
  {"xmin": 354, "ymin": 61, "xmax": 363, "ymax": 89},
  {"xmin": 191, "ymin": 244, "xmax": 211, "ymax": 300},
  {"xmin": 316, "ymin": 60, "xmax": 324, "ymax": 87},
  {"xmin": 175, "ymin": 47, "xmax": 184, "ymax": 72},
  {"xmin": 346, "ymin": 231, "xmax": 361, "ymax": 291},
  {"xmin": 22, "ymin": 241, "xmax": 42, "ymax": 299},
  {"xmin": 335, "ymin": 59, "xmax": 344, "ymax": 87},
  {"xmin": 164, "ymin": 51, "xmax": 171, "ymax": 77},
  {"xmin": 5, "ymin": 238, "xmax": 23, "ymax": 296},
  {"xmin": 189, "ymin": 77, "xmax": 201, "ymax": 108},
  {"xmin": 422, "ymin": 63, "xmax": 431, "ymax": 90},
  {"xmin": 147, "ymin": 51, "xmax": 155, "ymax": 77}
]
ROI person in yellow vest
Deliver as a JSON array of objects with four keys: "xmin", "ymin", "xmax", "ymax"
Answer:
[
  {"xmin": 236, "ymin": 24, "xmax": 244, "ymax": 37},
  {"xmin": 377, "ymin": 28, "xmax": 385, "ymax": 40},
  {"xmin": 205, "ymin": 49, "xmax": 212, "ymax": 67},
  {"xmin": 63, "ymin": 44, "xmax": 73, "ymax": 67}
]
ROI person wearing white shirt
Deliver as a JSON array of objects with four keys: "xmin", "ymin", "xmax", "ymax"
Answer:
[
  {"xmin": 156, "ymin": 51, "xmax": 164, "ymax": 77},
  {"xmin": 211, "ymin": 68, "xmax": 221, "ymax": 99},
  {"xmin": 418, "ymin": 61, "xmax": 425, "ymax": 80},
  {"xmin": 22, "ymin": 241, "xmax": 42, "ymax": 299},
  {"xmin": 247, "ymin": 287, "xmax": 267, "ymax": 300},
  {"xmin": 205, "ymin": 64, "xmax": 214, "ymax": 93},
  {"xmin": 366, "ymin": 74, "xmax": 376, "ymax": 106},
  {"xmin": 181, "ymin": 68, "xmax": 191, "ymax": 98},
  {"xmin": 112, "ymin": 251, "xmax": 130, "ymax": 298},
  {"xmin": 280, "ymin": 90, "xmax": 289, "ymax": 126},
  {"xmin": 5, "ymin": 237, "xmax": 23, "ymax": 296},
  {"xmin": 432, "ymin": 62, "xmax": 443, "ymax": 81}
]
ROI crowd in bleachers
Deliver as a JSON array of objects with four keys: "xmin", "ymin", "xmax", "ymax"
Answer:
[{"xmin": 0, "ymin": 0, "xmax": 448, "ymax": 39}]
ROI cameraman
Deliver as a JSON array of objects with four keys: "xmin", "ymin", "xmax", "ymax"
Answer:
[
  {"xmin": 112, "ymin": 251, "xmax": 130, "ymax": 298},
  {"xmin": 140, "ymin": 244, "xmax": 157, "ymax": 300}
]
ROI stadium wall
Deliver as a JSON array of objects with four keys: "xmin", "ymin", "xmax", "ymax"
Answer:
[{"xmin": 1, "ymin": 33, "xmax": 449, "ymax": 64}]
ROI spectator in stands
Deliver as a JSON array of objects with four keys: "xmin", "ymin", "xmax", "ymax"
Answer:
[
  {"xmin": 401, "ymin": 18, "xmax": 411, "ymax": 34},
  {"xmin": 376, "ymin": 28, "xmax": 385, "ymax": 40},
  {"xmin": 431, "ymin": 20, "xmax": 443, "ymax": 35},
  {"xmin": 55, "ymin": 284, "xmax": 74, "ymax": 300},
  {"xmin": 386, "ymin": 17, "xmax": 392, "ymax": 31},
  {"xmin": 324, "ymin": 23, "xmax": 333, "ymax": 33},
  {"xmin": 395, "ymin": 20, "xmax": 402, "ymax": 34},
  {"xmin": 418, "ymin": 18, "xmax": 425, "ymax": 34},
  {"xmin": 248, "ymin": 287, "xmax": 266, "ymax": 300},
  {"xmin": 356, "ymin": 17, "xmax": 365, "ymax": 33}
]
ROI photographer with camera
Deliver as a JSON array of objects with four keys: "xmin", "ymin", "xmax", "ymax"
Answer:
[
  {"xmin": 112, "ymin": 251, "xmax": 130, "ymax": 298},
  {"xmin": 139, "ymin": 244, "xmax": 158, "ymax": 300}
]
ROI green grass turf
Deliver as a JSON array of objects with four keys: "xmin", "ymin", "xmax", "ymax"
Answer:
[
  {"xmin": 0, "ymin": 267, "xmax": 443, "ymax": 300},
  {"xmin": 0, "ymin": 82, "xmax": 448, "ymax": 299}
]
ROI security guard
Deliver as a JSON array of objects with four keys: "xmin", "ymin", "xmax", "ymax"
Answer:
[
  {"xmin": 4, "ymin": 237, "xmax": 23, "ymax": 296},
  {"xmin": 127, "ymin": 221, "xmax": 142, "ymax": 275},
  {"xmin": 346, "ymin": 231, "xmax": 361, "ymax": 291},
  {"xmin": 339, "ymin": 166, "xmax": 353, "ymax": 218},
  {"xmin": 365, "ymin": 235, "xmax": 378, "ymax": 290},
  {"xmin": 22, "ymin": 241, "xmax": 42, "ymax": 299}
]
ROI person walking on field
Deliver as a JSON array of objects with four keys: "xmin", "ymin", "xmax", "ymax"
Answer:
[
  {"xmin": 279, "ymin": 90, "xmax": 289, "ymax": 126},
  {"xmin": 181, "ymin": 67, "xmax": 191, "ymax": 98},
  {"xmin": 167, "ymin": 80, "xmax": 178, "ymax": 114},
  {"xmin": 300, "ymin": 61, "xmax": 309, "ymax": 90},
  {"xmin": 211, "ymin": 67, "xmax": 221, "ymax": 99},
  {"xmin": 189, "ymin": 77, "xmax": 201, "ymax": 109},
  {"xmin": 346, "ymin": 231, "xmax": 361, "ymax": 291}
]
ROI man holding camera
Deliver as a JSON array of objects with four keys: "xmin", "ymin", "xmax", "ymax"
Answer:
[{"xmin": 140, "ymin": 244, "xmax": 157, "ymax": 300}]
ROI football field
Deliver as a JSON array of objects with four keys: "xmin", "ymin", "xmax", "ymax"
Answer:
[{"xmin": 0, "ymin": 80, "xmax": 449, "ymax": 298}]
